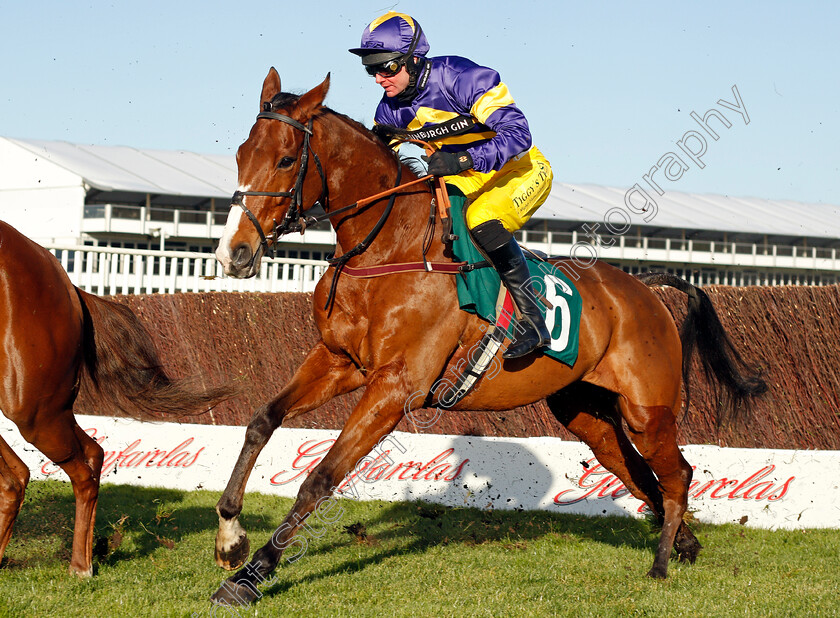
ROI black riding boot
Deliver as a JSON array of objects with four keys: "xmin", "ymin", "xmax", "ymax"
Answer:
[{"xmin": 471, "ymin": 220, "xmax": 551, "ymax": 359}]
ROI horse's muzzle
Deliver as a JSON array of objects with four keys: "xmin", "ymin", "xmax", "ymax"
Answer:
[{"xmin": 216, "ymin": 242, "xmax": 261, "ymax": 278}]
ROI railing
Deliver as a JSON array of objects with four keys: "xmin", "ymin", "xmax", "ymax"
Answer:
[
  {"xmin": 617, "ymin": 264, "xmax": 837, "ymax": 287},
  {"xmin": 514, "ymin": 230, "xmax": 840, "ymax": 276},
  {"xmin": 46, "ymin": 244, "xmax": 328, "ymax": 295}
]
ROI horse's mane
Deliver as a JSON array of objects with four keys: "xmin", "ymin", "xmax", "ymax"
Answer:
[
  {"xmin": 316, "ymin": 107, "xmax": 428, "ymax": 177},
  {"xmin": 268, "ymin": 92, "xmax": 302, "ymax": 109},
  {"xmin": 268, "ymin": 92, "xmax": 408, "ymax": 168}
]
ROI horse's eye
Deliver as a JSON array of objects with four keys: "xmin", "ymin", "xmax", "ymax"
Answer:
[{"xmin": 277, "ymin": 157, "xmax": 295, "ymax": 170}]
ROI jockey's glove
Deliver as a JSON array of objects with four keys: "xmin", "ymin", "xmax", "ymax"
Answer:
[{"xmin": 423, "ymin": 150, "xmax": 473, "ymax": 176}]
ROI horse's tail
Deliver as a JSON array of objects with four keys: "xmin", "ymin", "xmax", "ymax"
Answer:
[
  {"xmin": 76, "ymin": 289, "xmax": 234, "ymax": 420},
  {"xmin": 636, "ymin": 273, "xmax": 767, "ymax": 424}
]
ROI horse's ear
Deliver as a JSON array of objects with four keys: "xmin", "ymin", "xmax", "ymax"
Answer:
[
  {"xmin": 260, "ymin": 67, "xmax": 282, "ymax": 111},
  {"xmin": 296, "ymin": 73, "xmax": 331, "ymax": 120}
]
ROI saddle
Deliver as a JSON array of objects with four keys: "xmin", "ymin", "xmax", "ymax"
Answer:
[{"xmin": 423, "ymin": 189, "xmax": 582, "ymax": 408}]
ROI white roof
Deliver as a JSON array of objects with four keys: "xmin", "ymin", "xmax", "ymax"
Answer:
[
  {"xmin": 541, "ymin": 183, "xmax": 840, "ymax": 241},
  {"xmin": 6, "ymin": 137, "xmax": 236, "ymax": 198},
  {"xmin": 6, "ymin": 137, "xmax": 839, "ymax": 241}
]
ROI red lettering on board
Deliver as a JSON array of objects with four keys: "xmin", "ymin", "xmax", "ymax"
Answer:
[
  {"xmin": 553, "ymin": 459, "xmax": 796, "ymax": 510},
  {"xmin": 39, "ymin": 429, "xmax": 206, "ymax": 475},
  {"xmin": 270, "ymin": 440, "xmax": 469, "ymax": 489}
]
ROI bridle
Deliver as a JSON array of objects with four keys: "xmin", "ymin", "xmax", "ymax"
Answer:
[{"xmin": 229, "ymin": 109, "xmax": 328, "ymax": 262}]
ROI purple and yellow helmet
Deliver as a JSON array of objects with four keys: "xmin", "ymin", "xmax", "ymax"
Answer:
[{"xmin": 348, "ymin": 12, "xmax": 429, "ymax": 66}]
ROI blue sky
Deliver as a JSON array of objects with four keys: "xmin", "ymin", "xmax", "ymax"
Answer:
[{"xmin": 1, "ymin": 1, "xmax": 837, "ymax": 204}]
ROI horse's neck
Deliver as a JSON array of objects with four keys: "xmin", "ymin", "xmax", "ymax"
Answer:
[{"xmin": 322, "ymin": 118, "xmax": 439, "ymax": 265}]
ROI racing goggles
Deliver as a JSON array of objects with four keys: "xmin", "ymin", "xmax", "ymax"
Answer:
[{"xmin": 365, "ymin": 57, "xmax": 405, "ymax": 78}]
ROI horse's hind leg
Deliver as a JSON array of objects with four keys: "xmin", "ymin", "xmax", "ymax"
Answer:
[
  {"xmin": 616, "ymin": 396, "xmax": 692, "ymax": 579},
  {"xmin": 24, "ymin": 414, "xmax": 104, "ymax": 577},
  {"xmin": 546, "ymin": 385, "xmax": 700, "ymax": 564},
  {"xmin": 215, "ymin": 341, "xmax": 365, "ymax": 570},
  {"xmin": 0, "ymin": 436, "xmax": 30, "ymax": 566}
]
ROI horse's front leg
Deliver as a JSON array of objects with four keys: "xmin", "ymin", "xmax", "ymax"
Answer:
[
  {"xmin": 215, "ymin": 340, "xmax": 365, "ymax": 570},
  {"xmin": 211, "ymin": 359, "xmax": 412, "ymax": 606}
]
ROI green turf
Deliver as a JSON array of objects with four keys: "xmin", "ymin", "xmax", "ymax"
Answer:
[{"xmin": 0, "ymin": 480, "xmax": 837, "ymax": 617}]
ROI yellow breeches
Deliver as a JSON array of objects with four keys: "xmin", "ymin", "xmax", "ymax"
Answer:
[{"xmin": 445, "ymin": 146, "xmax": 553, "ymax": 232}]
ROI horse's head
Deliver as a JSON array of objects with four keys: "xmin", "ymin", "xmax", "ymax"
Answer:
[{"xmin": 216, "ymin": 68, "xmax": 330, "ymax": 278}]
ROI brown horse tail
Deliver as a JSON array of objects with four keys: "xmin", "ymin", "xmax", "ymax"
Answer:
[
  {"xmin": 75, "ymin": 289, "xmax": 235, "ymax": 420},
  {"xmin": 636, "ymin": 273, "xmax": 767, "ymax": 425}
]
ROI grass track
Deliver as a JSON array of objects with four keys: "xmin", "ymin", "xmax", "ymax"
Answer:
[{"xmin": 0, "ymin": 480, "xmax": 838, "ymax": 617}]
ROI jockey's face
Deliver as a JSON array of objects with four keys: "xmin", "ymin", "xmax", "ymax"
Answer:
[{"xmin": 375, "ymin": 64, "xmax": 410, "ymax": 98}]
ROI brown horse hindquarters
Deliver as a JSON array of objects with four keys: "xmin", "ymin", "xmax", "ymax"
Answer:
[
  {"xmin": 576, "ymin": 266, "xmax": 691, "ymax": 580},
  {"xmin": 581, "ymin": 264, "xmax": 683, "ymax": 410},
  {"xmin": 455, "ymin": 261, "xmax": 691, "ymax": 578},
  {"xmin": 0, "ymin": 227, "xmax": 84, "ymax": 431},
  {"xmin": 0, "ymin": 223, "xmax": 103, "ymax": 576},
  {"xmin": 0, "ymin": 222, "xmax": 229, "ymax": 577},
  {"xmin": 552, "ymin": 262, "xmax": 691, "ymax": 579}
]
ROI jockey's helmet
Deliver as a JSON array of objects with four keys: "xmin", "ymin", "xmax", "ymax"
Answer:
[{"xmin": 348, "ymin": 11, "xmax": 429, "ymax": 66}]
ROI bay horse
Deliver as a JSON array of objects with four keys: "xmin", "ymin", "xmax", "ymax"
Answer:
[
  {"xmin": 0, "ymin": 221, "xmax": 230, "ymax": 576},
  {"xmin": 211, "ymin": 68, "xmax": 765, "ymax": 605}
]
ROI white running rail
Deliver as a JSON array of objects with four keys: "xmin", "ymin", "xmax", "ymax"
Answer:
[{"xmin": 44, "ymin": 244, "xmax": 329, "ymax": 295}]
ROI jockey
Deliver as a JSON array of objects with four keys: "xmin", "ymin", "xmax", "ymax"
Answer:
[{"xmin": 350, "ymin": 11, "xmax": 554, "ymax": 359}]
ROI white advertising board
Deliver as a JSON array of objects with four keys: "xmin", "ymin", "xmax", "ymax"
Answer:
[{"xmin": 2, "ymin": 415, "xmax": 837, "ymax": 529}]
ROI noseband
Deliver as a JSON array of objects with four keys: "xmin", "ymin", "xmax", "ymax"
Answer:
[{"xmin": 230, "ymin": 110, "xmax": 328, "ymax": 261}]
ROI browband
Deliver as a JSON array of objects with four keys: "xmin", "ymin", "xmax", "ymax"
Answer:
[{"xmin": 256, "ymin": 112, "xmax": 312, "ymax": 134}]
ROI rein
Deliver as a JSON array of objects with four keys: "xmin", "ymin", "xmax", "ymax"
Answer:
[{"xmin": 323, "ymin": 164, "xmax": 403, "ymax": 312}]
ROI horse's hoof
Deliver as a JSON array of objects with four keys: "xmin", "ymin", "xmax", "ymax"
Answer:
[
  {"xmin": 646, "ymin": 565, "xmax": 668, "ymax": 580},
  {"xmin": 69, "ymin": 564, "xmax": 93, "ymax": 578},
  {"xmin": 674, "ymin": 525, "xmax": 702, "ymax": 564},
  {"xmin": 676, "ymin": 543, "xmax": 701, "ymax": 564},
  {"xmin": 215, "ymin": 534, "xmax": 250, "ymax": 571},
  {"xmin": 211, "ymin": 580, "xmax": 258, "ymax": 607}
]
